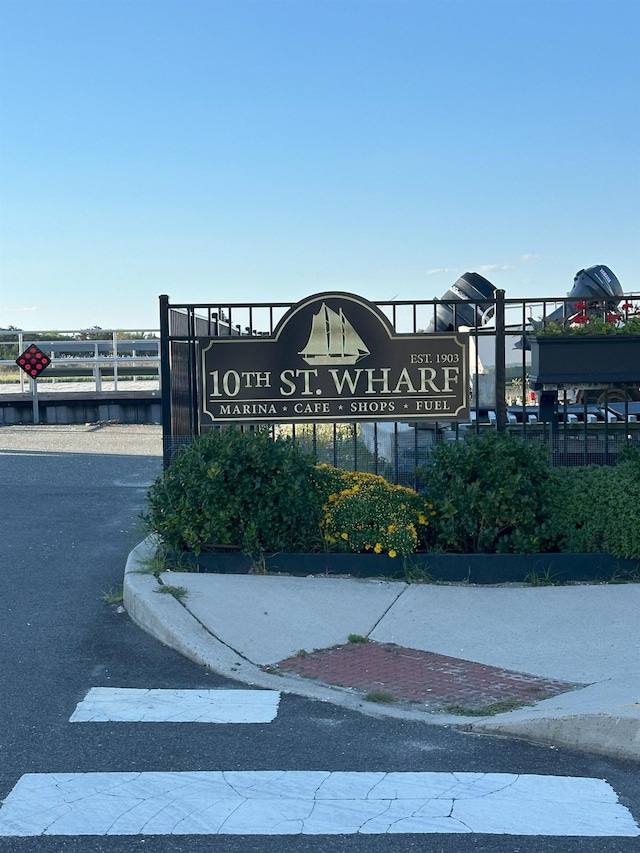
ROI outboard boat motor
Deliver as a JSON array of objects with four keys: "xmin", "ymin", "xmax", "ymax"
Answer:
[
  {"xmin": 534, "ymin": 264, "xmax": 623, "ymax": 328},
  {"xmin": 425, "ymin": 272, "xmax": 497, "ymax": 332},
  {"xmin": 517, "ymin": 264, "xmax": 623, "ymax": 348}
]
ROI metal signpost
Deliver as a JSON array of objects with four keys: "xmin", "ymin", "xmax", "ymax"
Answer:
[{"xmin": 15, "ymin": 344, "xmax": 51, "ymax": 425}]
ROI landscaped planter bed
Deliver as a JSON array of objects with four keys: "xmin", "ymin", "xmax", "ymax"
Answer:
[
  {"xmin": 167, "ymin": 550, "xmax": 640, "ymax": 584},
  {"xmin": 148, "ymin": 429, "xmax": 640, "ymax": 588}
]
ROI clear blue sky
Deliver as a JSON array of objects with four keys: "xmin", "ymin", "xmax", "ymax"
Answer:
[{"xmin": 1, "ymin": 0, "xmax": 639, "ymax": 331}]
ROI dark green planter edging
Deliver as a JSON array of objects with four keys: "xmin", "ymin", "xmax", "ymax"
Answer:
[
  {"xmin": 529, "ymin": 334, "xmax": 640, "ymax": 387},
  {"xmin": 167, "ymin": 551, "xmax": 640, "ymax": 584}
]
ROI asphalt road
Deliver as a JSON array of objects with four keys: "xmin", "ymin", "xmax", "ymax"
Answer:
[{"xmin": 1, "ymin": 424, "xmax": 639, "ymax": 853}]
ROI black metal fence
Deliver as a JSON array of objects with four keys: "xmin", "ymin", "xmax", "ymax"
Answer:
[{"xmin": 160, "ymin": 289, "xmax": 640, "ymax": 485}]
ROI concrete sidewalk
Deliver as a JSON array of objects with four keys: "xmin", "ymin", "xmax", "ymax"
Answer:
[{"xmin": 124, "ymin": 537, "xmax": 640, "ymax": 763}]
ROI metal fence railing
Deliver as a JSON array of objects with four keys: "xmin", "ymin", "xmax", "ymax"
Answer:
[
  {"xmin": 0, "ymin": 329, "xmax": 160, "ymax": 393},
  {"xmin": 159, "ymin": 290, "xmax": 640, "ymax": 477},
  {"xmin": 3, "ymin": 285, "xmax": 639, "ymax": 476}
]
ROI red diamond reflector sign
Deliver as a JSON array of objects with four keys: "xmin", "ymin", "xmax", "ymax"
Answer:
[{"xmin": 16, "ymin": 344, "xmax": 51, "ymax": 378}]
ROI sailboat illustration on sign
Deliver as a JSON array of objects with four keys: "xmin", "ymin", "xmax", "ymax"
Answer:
[{"xmin": 299, "ymin": 303, "xmax": 370, "ymax": 366}]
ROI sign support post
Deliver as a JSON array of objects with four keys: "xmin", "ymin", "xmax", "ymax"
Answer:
[
  {"xmin": 29, "ymin": 376, "xmax": 40, "ymax": 425},
  {"xmin": 16, "ymin": 344, "xmax": 51, "ymax": 425}
]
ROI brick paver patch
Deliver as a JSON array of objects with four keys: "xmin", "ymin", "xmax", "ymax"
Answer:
[{"xmin": 276, "ymin": 642, "xmax": 583, "ymax": 713}]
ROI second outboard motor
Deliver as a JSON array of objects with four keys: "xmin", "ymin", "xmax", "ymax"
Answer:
[
  {"xmin": 426, "ymin": 272, "xmax": 497, "ymax": 332},
  {"xmin": 516, "ymin": 264, "xmax": 623, "ymax": 349},
  {"xmin": 538, "ymin": 264, "xmax": 623, "ymax": 327}
]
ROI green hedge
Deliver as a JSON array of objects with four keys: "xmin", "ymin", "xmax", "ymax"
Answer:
[
  {"xmin": 547, "ymin": 444, "xmax": 640, "ymax": 559},
  {"xmin": 418, "ymin": 432, "xmax": 557, "ymax": 554},
  {"xmin": 143, "ymin": 428, "xmax": 640, "ymax": 560},
  {"xmin": 143, "ymin": 428, "xmax": 324, "ymax": 556}
]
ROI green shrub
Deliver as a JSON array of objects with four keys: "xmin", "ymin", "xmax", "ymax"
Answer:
[
  {"xmin": 313, "ymin": 465, "xmax": 433, "ymax": 557},
  {"xmin": 142, "ymin": 427, "xmax": 640, "ymax": 561},
  {"xmin": 419, "ymin": 432, "xmax": 556, "ymax": 554},
  {"xmin": 548, "ymin": 444, "xmax": 640, "ymax": 559},
  {"xmin": 143, "ymin": 428, "xmax": 324, "ymax": 556}
]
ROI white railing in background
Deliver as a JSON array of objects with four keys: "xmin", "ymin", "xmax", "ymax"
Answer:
[{"xmin": 0, "ymin": 329, "xmax": 161, "ymax": 393}]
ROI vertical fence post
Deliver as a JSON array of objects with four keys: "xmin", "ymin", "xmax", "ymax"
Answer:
[
  {"xmin": 112, "ymin": 330, "xmax": 119, "ymax": 391},
  {"xmin": 159, "ymin": 294, "xmax": 172, "ymax": 468},
  {"xmin": 188, "ymin": 308, "xmax": 200, "ymax": 440},
  {"xmin": 495, "ymin": 289, "xmax": 507, "ymax": 432}
]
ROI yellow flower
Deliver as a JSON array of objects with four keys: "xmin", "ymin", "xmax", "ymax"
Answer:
[
  {"xmin": 418, "ymin": 513, "xmax": 427, "ymax": 525},
  {"xmin": 388, "ymin": 549, "xmax": 397, "ymax": 558},
  {"xmin": 387, "ymin": 524, "xmax": 396, "ymax": 534},
  {"xmin": 374, "ymin": 543, "xmax": 382, "ymax": 554},
  {"xmin": 341, "ymin": 532, "xmax": 348, "ymax": 540}
]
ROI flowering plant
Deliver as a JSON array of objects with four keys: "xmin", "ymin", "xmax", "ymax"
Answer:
[
  {"xmin": 313, "ymin": 465, "xmax": 433, "ymax": 558},
  {"xmin": 536, "ymin": 299, "xmax": 640, "ymax": 336}
]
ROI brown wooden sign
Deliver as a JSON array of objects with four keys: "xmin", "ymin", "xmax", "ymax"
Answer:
[{"xmin": 200, "ymin": 292, "xmax": 469, "ymax": 424}]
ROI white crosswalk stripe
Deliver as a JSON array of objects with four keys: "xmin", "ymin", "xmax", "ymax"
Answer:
[
  {"xmin": 0, "ymin": 771, "xmax": 638, "ymax": 836},
  {"xmin": 4, "ymin": 687, "xmax": 638, "ymax": 839},
  {"xmin": 69, "ymin": 687, "xmax": 281, "ymax": 723}
]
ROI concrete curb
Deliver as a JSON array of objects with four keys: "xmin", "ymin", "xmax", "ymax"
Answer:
[
  {"xmin": 469, "ymin": 675, "xmax": 640, "ymax": 763},
  {"xmin": 123, "ymin": 538, "xmax": 640, "ymax": 761},
  {"xmin": 470, "ymin": 714, "xmax": 640, "ymax": 763},
  {"xmin": 122, "ymin": 537, "xmax": 467, "ymax": 724}
]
